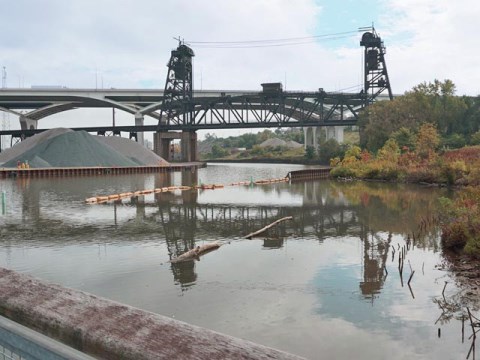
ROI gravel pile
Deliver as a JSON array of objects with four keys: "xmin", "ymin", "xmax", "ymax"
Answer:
[
  {"xmin": 95, "ymin": 136, "xmax": 168, "ymax": 166},
  {"xmin": 0, "ymin": 128, "xmax": 168, "ymax": 168},
  {"xmin": 0, "ymin": 128, "xmax": 73, "ymax": 165},
  {"xmin": 259, "ymin": 138, "xmax": 302, "ymax": 149}
]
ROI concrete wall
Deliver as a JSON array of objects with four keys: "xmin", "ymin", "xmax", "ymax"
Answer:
[{"xmin": 0, "ymin": 268, "xmax": 303, "ymax": 360}]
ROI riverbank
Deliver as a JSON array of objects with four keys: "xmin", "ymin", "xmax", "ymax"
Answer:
[{"xmin": 330, "ymin": 136, "xmax": 480, "ymax": 296}]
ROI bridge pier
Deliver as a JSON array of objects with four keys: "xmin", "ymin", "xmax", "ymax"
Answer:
[
  {"xmin": 19, "ymin": 115, "xmax": 38, "ymax": 131},
  {"xmin": 303, "ymin": 127, "xmax": 318, "ymax": 149},
  {"xmin": 154, "ymin": 132, "xmax": 173, "ymax": 161},
  {"xmin": 154, "ymin": 131, "xmax": 198, "ymax": 162},
  {"xmin": 326, "ymin": 126, "xmax": 344, "ymax": 143},
  {"xmin": 134, "ymin": 113, "xmax": 145, "ymax": 145},
  {"xmin": 304, "ymin": 126, "xmax": 344, "ymax": 150},
  {"xmin": 180, "ymin": 131, "xmax": 197, "ymax": 162}
]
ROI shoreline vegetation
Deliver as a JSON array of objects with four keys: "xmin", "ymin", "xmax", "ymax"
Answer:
[
  {"xmin": 330, "ymin": 133, "xmax": 480, "ymax": 258},
  {"xmin": 328, "ymin": 79, "xmax": 480, "ymax": 265}
]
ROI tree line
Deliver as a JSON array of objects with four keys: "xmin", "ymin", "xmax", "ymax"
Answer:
[{"xmin": 359, "ymin": 79, "xmax": 480, "ymax": 152}]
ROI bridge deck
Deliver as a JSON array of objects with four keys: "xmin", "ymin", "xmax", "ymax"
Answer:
[{"xmin": 0, "ymin": 162, "xmax": 205, "ymax": 179}]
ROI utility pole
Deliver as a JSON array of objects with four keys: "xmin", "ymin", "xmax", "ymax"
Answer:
[{"xmin": 1, "ymin": 67, "xmax": 10, "ymax": 151}]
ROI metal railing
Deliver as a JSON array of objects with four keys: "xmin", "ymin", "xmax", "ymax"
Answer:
[{"xmin": 0, "ymin": 315, "xmax": 94, "ymax": 360}]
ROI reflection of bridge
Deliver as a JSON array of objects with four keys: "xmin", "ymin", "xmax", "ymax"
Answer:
[
  {"xmin": 0, "ymin": 28, "xmax": 393, "ymax": 160},
  {"xmin": 12, "ymin": 174, "xmax": 388, "ymax": 297}
]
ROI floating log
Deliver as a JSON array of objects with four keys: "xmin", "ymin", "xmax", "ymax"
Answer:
[
  {"xmin": 85, "ymin": 197, "xmax": 97, "ymax": 204},
  {"xmin": 96, "ymin": 196, "xmax": 109, "ymax": 202},
  {"xmin": 108, "ymin": 194, "xmax": 120, "ymax": 200},
  {"xmin": 245, "ymin": 216, "xmax": 293, "ymax": 239},
  {"xmin": 170, "ymin": 242, "xmax": 222, "ymax": 263}
]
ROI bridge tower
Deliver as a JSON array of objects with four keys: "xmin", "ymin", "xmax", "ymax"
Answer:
[
  {"xmin": 360, "ymin": 28, "xmax": 393, "ymax": 102},
  {"xmin": 154, "ymin": 42, "xmax": 197, "ymax": 162}
]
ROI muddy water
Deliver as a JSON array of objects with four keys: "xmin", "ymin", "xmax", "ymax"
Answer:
[{"xmin": 0, "ymin": 163, "xmax": 476, "ymax": 359}]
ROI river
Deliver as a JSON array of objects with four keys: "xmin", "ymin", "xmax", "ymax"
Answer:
[{"xmin": 0, "ymin": 163, "xmax": 476, "ymax": 359}]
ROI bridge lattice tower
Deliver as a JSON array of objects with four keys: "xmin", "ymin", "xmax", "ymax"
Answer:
[
  {"xmin": 159, "ymin": 43, "xmax": 195, "ymax": 126},
  {"xmin": 360, "ymin": 28, "xmax": 393, "ymax": 103}
]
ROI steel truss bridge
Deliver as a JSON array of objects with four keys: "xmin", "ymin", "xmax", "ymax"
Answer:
[
  {"xmin": 0, "ymin": 28, "xmax": 393, "ymax": 159},
  {"xmin": 0, "ymin": 88, "xmax": 384, "ymax": 132}
]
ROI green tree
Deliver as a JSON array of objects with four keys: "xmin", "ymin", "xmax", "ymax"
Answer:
[
  {"xmin": 470, "ymin": 130, "xmax": 480, "ymax": 145},
  {"xmin": 305, "ymin": 145, "xmax": 315, "ymax": 160},
  {"xmin": 442, "ymin": 133, "xmax": 466, "ymax": 149},
  {"xmin": 390, "ymin": 127, "xmax": 416, "ymax": 151},
  {"xmin": 237, "ymin": 133, "xmax": 259, "ymax": 149},
  {"xmin": 359, "ymin": 80, "xmax": 468, "ymax": 152},
  {"xmin": 211, "ymin": 144, "xmax": 228, "ymax": 158},
  {"xmin": 317, "ymin": 138, "xmax": 343, "ymax": 164}
]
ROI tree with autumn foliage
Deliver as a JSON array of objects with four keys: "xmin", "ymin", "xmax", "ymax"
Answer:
[{"xmin": 415, "ymin": 123, "xmax": 440, "ymax": 160}]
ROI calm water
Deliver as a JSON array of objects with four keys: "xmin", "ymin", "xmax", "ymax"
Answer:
[{"xmin": 0, "ymin": 163, "xmax": 476, "ymax": 359}]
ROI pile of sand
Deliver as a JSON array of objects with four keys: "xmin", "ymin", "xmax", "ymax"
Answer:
[{"xmin": 0, "ymin": 128, "xmax": 168, "ymax": 168}]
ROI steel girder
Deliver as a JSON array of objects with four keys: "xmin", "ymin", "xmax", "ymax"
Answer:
[{"xmin": 157, "ymin": 91, "xmax": 367, "ymax": 128}]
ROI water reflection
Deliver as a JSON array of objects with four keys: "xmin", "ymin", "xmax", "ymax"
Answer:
[
  {"xmin": 360, "ymin": 231, "xmax": 390, "ymax": 299},
  {"xmin": 1, "ymin": 164, "xmax": 472, "ymax": 359},
  {"xmin": 2, "ymin": 169, "xmax": 447, "ymax": 300}
]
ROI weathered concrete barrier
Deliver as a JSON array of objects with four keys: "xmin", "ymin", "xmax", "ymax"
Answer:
[{"xmin": 0, "ymin": 268, "xmax": 304, "ymax": 360}]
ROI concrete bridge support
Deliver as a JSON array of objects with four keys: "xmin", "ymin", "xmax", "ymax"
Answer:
[
  {"xmin": 326, "ymin": 126, "xmax": 344, "ymax": 143},
  {"xmin": 304, "ymin": 126, "xmax": 345, "ymax": 149},
  {"xmin": 19, "ymin": 115, "xmax": 38, "ymax": 131},
  {"xmin": 154, "ymin": 132, "xmax": 173, "ymax": 161},
  {"xmin": 180, "ymin": 131, "xmax": 197, "ymax": 162},
  {"xmin": 134, "ymin": 113, "xmax": 145, "ymax": 145},
  {"xmin": 154, "ymin": 131, "xmax": 198, "ymax": 162},
  {"xmin": 303, "ymin": 127, "xmax": 318, "ymax": 149}
]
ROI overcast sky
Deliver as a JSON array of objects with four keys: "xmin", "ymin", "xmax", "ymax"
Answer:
[{"xmin": 1, "ymin": 0, "xmax": 480, "ymax": 138}]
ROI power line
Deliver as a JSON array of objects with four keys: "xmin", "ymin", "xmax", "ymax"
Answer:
[{"xmin": 186, "ymin": 30, "xmax": 358, "ymax": 49}]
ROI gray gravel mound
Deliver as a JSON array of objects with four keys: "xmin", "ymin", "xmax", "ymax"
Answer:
[
  {"xmin": 95, "ymin": 136, "xmax": 168, "ymax": 166},
  {"xmin": 0, "ymin": 128, "xmax": 73, "ymax": 166},
  {"xmin": 259, "ymin": 138, "xmax": 287, "ymax": 148},
  {"xmin": 3, "ymin": 130, "xmax": 141, "ymax": 168}
]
